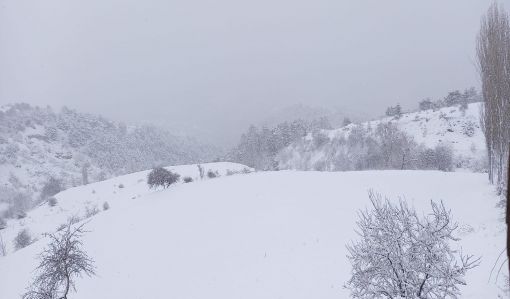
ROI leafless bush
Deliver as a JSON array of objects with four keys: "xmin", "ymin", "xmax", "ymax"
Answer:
[
  {"xmin": 102, "ymin": 201, "xmax": 110, "ymax": 211},
  {"xmin": 40, "ymin": 177, "xmax": 62, "ymax": 200},
  {"xmin": 85, "ymin": 206, "xmax": 99, "ymax": 218},
  {"xmin": 48, "ymin": 197, "xmax": 57, "ymax": 207},
  {"xmin": 346, "ymin": 191, "xmax": 479, "ymax": 298},
  {"xmin": 14, "ymin": 229, "xmax": 32, "ymax": 250},
  {"xmin": 183, "ymin": 176, "xmax": 193, "ymax": 183},
  {"xmin": 207, "ymin": 170, "xmax": 219, "ymax": 179},
  {"xmin": 23, "ymin": 221, "xmax": 95, "ymax": 299}
]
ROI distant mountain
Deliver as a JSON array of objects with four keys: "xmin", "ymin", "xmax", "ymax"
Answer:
[
  {"xmin": 260, "ymin": 103, "xmax": 368, "ymax": 129},
  {"xmin": 0, "ymin": 103, "xmax": 219, "ymax": 213}
]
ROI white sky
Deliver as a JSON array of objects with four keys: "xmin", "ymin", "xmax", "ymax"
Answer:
[{"xmin": 0, "ymin": 0, "xmax": 497, "ymax": 146}]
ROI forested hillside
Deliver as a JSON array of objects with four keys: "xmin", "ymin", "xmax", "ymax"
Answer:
[
  {"xmin": 278, "ymin": 103, "xmax": 486, "ymax": 172},
  {"xmin": 0, "ymin": 103, "xmax": 218, "ymax": 217}
]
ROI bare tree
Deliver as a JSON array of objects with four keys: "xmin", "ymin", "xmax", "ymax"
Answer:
[
  {"xmin": 23, "ymin": 221, "xmax": 95, "ymax": 299},
  {"xmin": 346, "ymin": 191, "xmax": 478, "ymax": 298},
  {"xmin": 0, "ymin": 232, "xmax": 6, "ymax": 256},
  {"xmin": 81, "ymin": 163, "xmax": 90, "ymax": 185},
  {"xmin": 477, "ymin": 3, "xmax": 510, "ymax": 193},
  {"xmin": 14, "ymin": 229, "xmax": 32, "ymax": 250}
]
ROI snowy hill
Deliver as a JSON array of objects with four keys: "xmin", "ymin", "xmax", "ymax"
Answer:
[
  {"xmin": 0, "ymin": 103, "xmax": 219, "ymax": 215},
  {"xmin": 0, "ymin": 167, "xmax": 506, "ymax": 298},
  {"xmin": 278, "ymin": 103, "xmax": 486, "ymax": 171},
  {"xmin": 0, "ymin": 162, "xmax": 251, "ymax": 255}
]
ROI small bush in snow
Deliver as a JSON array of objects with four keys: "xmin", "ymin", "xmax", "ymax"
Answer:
[
  {"xmin": 118, "ymin": 183, "xmax": 124, "ymax": 188},
  {"xmin": 461, "ymin": 120, "xmax": 476, "ymax": 137},
  {"xmin": 85, "ymin": 206, "xmax": 99, "ymax": 218},
  {"xmin": 14, "ymin": 229, "xmax": 32, "ymax": 250},
  {"xmin": 226, "ymin": 169, "xmax": 239, "ymax": 176},
  {"xmin": 346, "ymin": 191, "xmax": 478, "ymax": 298},
  {"xmin": 16, "ymin": 211, "xmax": 27, "ymax": 219},
  {"xmin": 48, "ymin": 197, "xmax": 57, "ymax": 207},
  {"xmin": 103, "ymin": 201, "xmax": 110, "ymax": 211},
  {"xmin": 147, "ymin": 167, "xmax": 180, "ymax": 189},
  {"xmin": 40, "ymin": 177, "xmax": 62, "ymax": 200},
  {"xmin": 207, "ymin": 170, "xmax": 219, "ymax": 179},
  {"xmin": 183, "ymin": 176, "xmax": 193, "ymax": 183},
  {"xmin": 0, "ymin": 217, "xmax": 6, "ymax": 230},
  {"xmin": 23, "ymin": 222, "xmax": 95, "ymax": 299}
]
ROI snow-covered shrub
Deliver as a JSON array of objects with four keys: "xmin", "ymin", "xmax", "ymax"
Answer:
[
  {"xmin": 226, "ymin": 169, "xmax": 238, "ymax": 176},
  {"xmin": 461, "ymin": 120, "xmax": 476, "ymax": 137},
  {"xmin": 207, "ymin": 170, "xmax": 219, "ymax": 179},
  {"xmin": 434, "ymin": 144, "xmax": 454, "ymax": 171},
  {"xmin": 16, "ymin": 211, "xmax": 27, "ymax": 219},
  {"xmin": 147, "ymin": 167, "xmax": 180, "ymax": 189},
  {"xmin": 14, "ymin": 229, "xmax": 32, "ymax": 250},
  {"xmin": 85, "ymin": 206, "xmax": 99, "ymax": 218},
  {"xmin": 48, "ymin": 197, "xmax": 57, "ymax": 207},
  {"xmin": 346, "ymin": 191, "xmax": 478, "ymax": 298},
  {"xmin": 103, "ymin": 201, "xmax": 110, "ymax": 211},
  {"xmin": 1, "ymin": 188, "xmax": 31, "ymax": 219},
  {"xmin": 118, "ymin": 183, "xmax": 124, "ymax": 188},
  {"xmin": 183, "ymin": 177, "xmax": 193, "ymax": 183},
  {"xmin": 416, "ymin": 144, "xmax": 454, "ymax": 171},
  {"xmin": 0, "ymin": 217, "xmax": 6, "ymax": 230},
  {"xmin": 40, "ymin": 177, "xmax": 62, "ymax": 200}
]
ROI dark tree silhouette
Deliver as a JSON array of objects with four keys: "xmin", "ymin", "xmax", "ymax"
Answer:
[{"xmin": 147, "ymin": 167, "xmax": 180, "ymax": 189}]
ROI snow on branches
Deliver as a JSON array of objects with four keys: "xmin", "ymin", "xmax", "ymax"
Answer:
[{"xmin": 346, "ymin": 191, "xmax": 479, "ymax": 298}]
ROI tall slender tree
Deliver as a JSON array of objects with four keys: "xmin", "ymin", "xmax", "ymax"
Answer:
[{"xmin": 477, "ymin": 3, "xmax": 510, "ymax": 192}]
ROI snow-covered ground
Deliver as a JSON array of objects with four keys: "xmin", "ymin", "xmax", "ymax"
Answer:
[
  {"xmin": 0, "ymin": 162, "xmax": 252, "ymax": 255},
  {"xmin": 0, "ymin": 166, "xmax": 506, "ymax": 298}
]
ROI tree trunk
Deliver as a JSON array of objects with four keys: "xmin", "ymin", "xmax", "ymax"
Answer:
[{"xmin": 506, "ymin": 147, "xmax": 510, "ymax": 284}]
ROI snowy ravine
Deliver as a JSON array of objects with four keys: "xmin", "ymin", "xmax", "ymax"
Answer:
[{"xmin": 0, "ymin": 167, "xmax": 506, "ymax": 298}]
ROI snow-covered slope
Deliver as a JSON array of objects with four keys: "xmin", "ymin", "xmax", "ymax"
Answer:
[
  {"xmin": 0, "ymin": 168, "xmax": 506, "ymax": 298},
  {"xmin": 278, "ymin": 103, "xmax": 486, "ymax": 171},
  {"xmin": 0, "ymin": 103, "xmax": 219, "ymax": 213},
  {"xmin": 0, "ymin": 162, "xmax": 251, "ymax": 255}
]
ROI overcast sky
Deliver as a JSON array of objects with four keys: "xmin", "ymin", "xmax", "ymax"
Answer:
[{"xmin": 0, "ymin": 0, "xmax": 497, "ymax": 146}]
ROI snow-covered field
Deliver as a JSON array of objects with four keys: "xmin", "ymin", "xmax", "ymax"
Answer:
[{"xmin": 0, "ymin": 164, "xmax": 506, "ymax": 298}]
